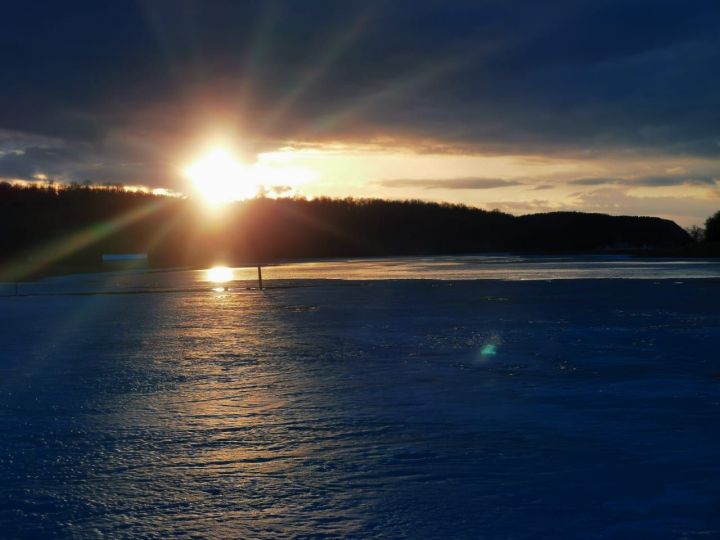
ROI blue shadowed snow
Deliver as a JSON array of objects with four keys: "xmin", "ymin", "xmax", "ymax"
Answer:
[{"xmin": 1, "ymin": 261, "xmax": 719, "ymax": 538}]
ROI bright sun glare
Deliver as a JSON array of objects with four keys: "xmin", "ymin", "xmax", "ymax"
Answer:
[
  {"xmin": 206, "ymin": 266, "xmax": 234, "ymax": 283},
  {"xmin": 184, "ymin": 148, "xmax": 259, "ymax": 205}
]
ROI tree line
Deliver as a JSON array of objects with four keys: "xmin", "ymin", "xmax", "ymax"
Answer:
[
  {"xmin": 0, "ymin": 181, "xmax": 700, "ymax": 279},
  {"xmin": 687, "ymin": 211, "xmax": 720, "ymax": 244}
]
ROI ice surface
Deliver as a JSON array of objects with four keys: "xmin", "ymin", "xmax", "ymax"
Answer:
[
  {"xmin": 3, "ymin": 254, "xmax": 720, "ymax": 297},
  {"xmin": 1, "ymin": 260, "xmax": 720, "ymax": 538}
]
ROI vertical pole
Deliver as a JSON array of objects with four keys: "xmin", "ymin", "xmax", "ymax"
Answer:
[{"xmin": 257, "ymin": 265, "xmax": 263, "ymax": 290}]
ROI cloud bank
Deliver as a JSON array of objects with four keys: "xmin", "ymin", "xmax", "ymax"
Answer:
[{"xmin": 1, "ymin": 1, "xmax": 720, "ymax": 224}]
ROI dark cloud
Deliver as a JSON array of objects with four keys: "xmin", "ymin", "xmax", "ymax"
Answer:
[
  {"xmin": 378, "ymin": 178, "xmax": 523, "ymax": 190},
  {"xmin": 264, "ymin": 185, "xmax": 293, "ymax": 196},
  {"xmin": 568, "ymin": 175, "xmax": 718, "ymax": 187},
  {"xmin": 568, "ymin": 177, "xmax": 620, "ymax": 186},
  {"xmin": 0, "ymin": 144, "xmax": 172, "ymax": 185},
  {"xmin": 0, "ymin": 147, "xmax": 81, "ymax": 180},
  {"xmin": 1, "ymin": 0, "xmax": 720, "ymax": 186},
  {"xmin": 633, "ymin": 175, "xmax": 718, "ymax": 187}
]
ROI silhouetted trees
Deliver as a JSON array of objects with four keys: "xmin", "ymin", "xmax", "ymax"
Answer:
[
  {"xmin": 0, "ymin": 181, "xmax": 695, "ymax": 279},
  {"xmin": 686, "ymin": 225, "xmax": 705, "ymax": 243},
  {"xmin": 706, "ymin": 210, "xmax": 720, "ymax": 243}
]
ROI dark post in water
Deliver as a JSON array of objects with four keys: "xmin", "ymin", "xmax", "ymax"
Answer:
[{"xmin": 257, "ymin": 265, "xmax": 263, "ymax": 290}]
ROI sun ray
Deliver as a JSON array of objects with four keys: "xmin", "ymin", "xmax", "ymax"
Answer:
[
  {"xmin": 303, "ymin": 54, "xmax": 472, "ymax": 136},
  {"xmin": 0, "ymin": 198, "xmax": 167, "ymax": 282},
  {"xmin": 257, "ymin": 7, "xmax": 376, "ymax": 135}
]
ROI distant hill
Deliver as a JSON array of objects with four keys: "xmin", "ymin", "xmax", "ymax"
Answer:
[
  {"xmin": 0, "ymin": 182, "xmax": 692, "ymax": 279},
  {"xmin": 511, "ymin": 212, "xmax": 690, "ymax": 252}
]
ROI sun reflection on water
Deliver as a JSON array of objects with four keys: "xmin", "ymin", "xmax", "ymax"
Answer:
[{"xmin": 206, "ymin": 266, "xmax": 234, "ymax": 284}]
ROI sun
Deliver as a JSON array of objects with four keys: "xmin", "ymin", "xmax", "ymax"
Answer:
[{"xmin": 184, "ymin": 148, "xmax": 259, "ymax": 205}]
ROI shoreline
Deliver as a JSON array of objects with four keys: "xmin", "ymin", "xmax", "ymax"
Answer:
[{"xmin": 4, "ymin": 249, "xmax": 720, "ymax": 284}]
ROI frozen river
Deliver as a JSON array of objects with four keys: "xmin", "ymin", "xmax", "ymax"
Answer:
[
  {"xmin": 4, "ymin": 255, "xmax": 720, "ymax": 296},
  {"xmin": 1, "ymin": 257, "xmax": 720, "ymax": 538}
]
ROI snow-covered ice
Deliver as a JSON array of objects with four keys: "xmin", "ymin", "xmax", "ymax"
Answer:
[{"xmin": 1, "ymin": 257, "xmax": 720, "ymax": 538}]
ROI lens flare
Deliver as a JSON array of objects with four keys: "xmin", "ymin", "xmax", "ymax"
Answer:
[{"xmin": 184, "ymin": 148, "xmax": 258, "ymax": 205}]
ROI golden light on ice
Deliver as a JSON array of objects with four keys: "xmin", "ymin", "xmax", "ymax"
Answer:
[
  {"xmin": 184, "ymin": 148, "xmax": 258, "ymax": 205},
  {"xmin": 206, "ymin": 266, "xmax": 233, "ymax": 283}
]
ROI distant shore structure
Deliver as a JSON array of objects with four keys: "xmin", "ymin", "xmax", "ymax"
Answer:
[{"xmin": 102, "ymin": 253, "xmax": 149, "ymax": 269}]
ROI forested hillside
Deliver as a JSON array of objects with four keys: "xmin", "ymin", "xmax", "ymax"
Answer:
[{"xmin": 0, "ymin": 182, "xmax": 692, "ymax": 279}]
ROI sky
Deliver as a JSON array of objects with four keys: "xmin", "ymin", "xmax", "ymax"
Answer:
[{"xmin": 1, "ymin": 0, "xmax": 720, "ymax": 225}]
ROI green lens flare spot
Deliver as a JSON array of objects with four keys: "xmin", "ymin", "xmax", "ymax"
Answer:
[{"xmin": 480, "ymin": 344, "xmax": 497, "ymax": 357}]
